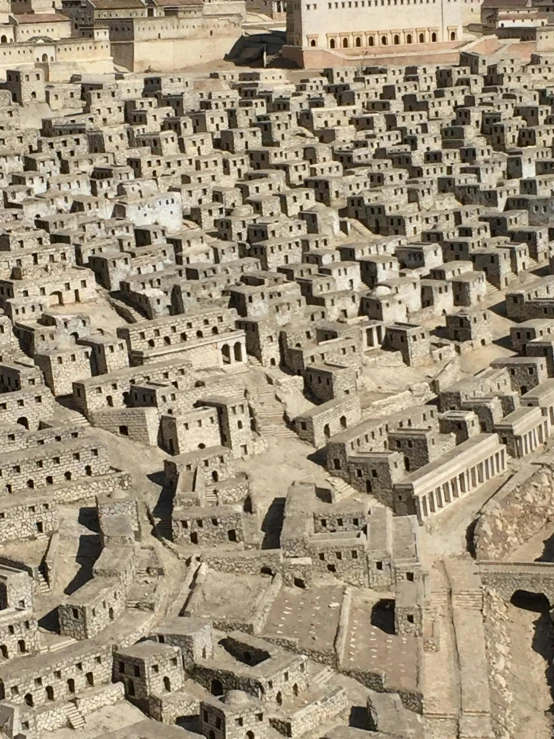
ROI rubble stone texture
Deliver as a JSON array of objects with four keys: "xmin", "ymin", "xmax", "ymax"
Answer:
[{"xmin": 2, "ymin": 50, "xmax": 554, "ymax": 739}]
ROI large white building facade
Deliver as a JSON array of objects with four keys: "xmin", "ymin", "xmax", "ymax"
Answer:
[{"xmin": 283, "ymin": 0, "xmax": 471, "ymax": 66}]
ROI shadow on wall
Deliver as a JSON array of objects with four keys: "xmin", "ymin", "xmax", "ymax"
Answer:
[
  {"xmin": 510, "ymin": 589, "xmax": 554, "ymax": 715},
  {"xmin": 535, "ymin": 531, "xmax": 554, "ymax": 563},
  {"xmin": 532, "ymin": 609, "xmax": 554, "ymax": 715},
  {"xmin": 225, "ymin": 31, "xmax": 289, "ymax": 67}
]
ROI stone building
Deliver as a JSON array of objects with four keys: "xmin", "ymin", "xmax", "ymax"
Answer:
[{"xmin": 2, "ymin": 50, "xmax": 554, "ymax": 739}]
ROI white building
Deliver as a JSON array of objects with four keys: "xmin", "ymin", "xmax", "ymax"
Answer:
[{"xmin": 284, "ymin": 0, "xmax": 466, "ymax": 66}]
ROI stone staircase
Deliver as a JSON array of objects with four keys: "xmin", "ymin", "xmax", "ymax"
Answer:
[
  {"xmin": 326, "ymin": 476, "xmax": 356, "ymax": 503},
  {"xmin": 313, "ymin": 666, "xmax": 334, "ymax": 686},
  {"xmin": 485, "ymin": 282, "xmax": 500, "ymax": 298},
  {"xmin": 327, "ymin": 476, "xmax": 383, "ymax": 507},
  {"xmin": 107, "ymin": 292, "xmax": 147, "ymax": 323},
  {"xmin": 70, "ymin": 415, "xmax": 90, "ymax": 427},
  {"xmin": 524, "ymin": 257, "xmax": 540, "ymax": 272},
  {"xmin": 223, "ymin": 362, "xmax": 249, "ymax": 375},
  {"xmin": 46, "ymin": 636, "xmax": 76, "ymax": 654},
  {"xmin": 451, "ymin": 589, "xmax": 483, "ymax": 610},
  {"xmin": 253, "ymin": 385, "xmax": 297, "ymax": 439},
  {"xmin": 65, "ymin": 702, "xmax": 85, "ymax": 729},
  {"xmin": 204, "ymin": 490, "xmax": 218, "ymax": 506},
  {"xmin": 423, "ymin": 711, "xmax": 459, "ymax": 736},
  {"xmin": 37, "ymin": 571, "xmax": 50, "ymax": 595}
]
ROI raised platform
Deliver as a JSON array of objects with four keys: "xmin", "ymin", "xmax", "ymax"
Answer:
[{"xmin": 281, "ymin": 34, "xmax": 513, "ymax": 68}]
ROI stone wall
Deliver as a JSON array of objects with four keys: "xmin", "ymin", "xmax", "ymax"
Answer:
[
  {"xmin": 90, "ymin": 407, "xmax": 159, "ymax": 446},
  {"xmin": 270, "ymin": 685, "xmax": 349, "ymax": 738},
  {"xmin": 200, "ymin": 549, "xmax": 282, "ymax": 576},
  {"xmin": 482, "ymin": 588, "xmax": 513, "ymax": 739},
  {"xmin": 473, "ymin": 459, "xmax": 554, "ymax": 560},
  {"xmin": 148, "ymin": 690, "xmax": 198, "ymax": 724}
]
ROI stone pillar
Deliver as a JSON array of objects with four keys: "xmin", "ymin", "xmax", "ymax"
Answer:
[
  {"xmin": 429, "ymin": 491, "xmax": 436, "ymax": 513},
  {"xmin": 452, "ymin": 476, "xmax": 459, "ymax": 498}
]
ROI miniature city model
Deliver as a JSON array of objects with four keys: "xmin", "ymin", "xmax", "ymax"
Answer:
[{"xmin": 0, "ymin": 52, "xmax": 553, "ymax": 739}]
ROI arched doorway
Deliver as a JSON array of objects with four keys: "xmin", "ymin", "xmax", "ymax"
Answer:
[
  {"xmin": 49, "ymin": 291, "xmax": 63, "ymax": 306},
  {"xmin": 221, "ymin": 344, "xmax": 231, "ymax": 365},
  {"xmin": 46, "ymin": 685, "xmax": 54, "ymax": 701},
  {"xmin": 510, "ymin": 590, "xmax": 550, "ymax": 612},
  {"xmin": 163, "ymin": 676, "xmax": 171, "ymax": 691},
  {"xmin": 339, "ymin": 415, "xmax": 347, "ymax": 429},
  {"xmin": 323, "ymin": 424, "xmax": 330, "ymax": 439},
  {"xmin": 16, "ymin": 417, "xmax": 28, "ymax": 429},
  {"xmin": 24, "ymin": 693, "xmax": 33, "ymax": 707},
  {"xmin": 233, "ymin": 342, "xmax": 243, "ymax": 362}
]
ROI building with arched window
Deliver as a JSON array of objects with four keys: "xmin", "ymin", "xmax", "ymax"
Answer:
[{"xmin": 283, "ymin": 0, "xmax": 466, "ymax": 66}]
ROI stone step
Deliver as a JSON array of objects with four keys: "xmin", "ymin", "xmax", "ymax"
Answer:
[
  {"xmin": 70, "ymin": 415, "xmax": 90, "ymax": 427},
  {"xmin": 257, "ymin": 418, "xmax": 291, "ymax": 428},
  {"xmin": 223, "ymin": 364, "xmax": 249, "ymax": 375},
  {"xmin": 258, "ymin": 414, "xmax": 286, "ymax": 424},
  {"xmin": 452, "ymin": 593, "xmax": 482, "ymax": 608},
  {"xmin": 37, "ymin": 572, "xmax": 50, "ymax": 594},
  {"xmin": 326, "ymin": 477, "xmax": 354, "ymax": 502},
  {"xmin": 46, "ymin": 637, "xmax": 76, "ymax": 653},
  {"xmin": 66, "ymin": 704, "xmax": 85, "ymax": 729},
  {"xmin": 313, "ymin": 666, "xmax": 334, "ymax": 685},
  {"xmin": 259, "ymin": 425, "xmax": 296, "ymax": 438}
]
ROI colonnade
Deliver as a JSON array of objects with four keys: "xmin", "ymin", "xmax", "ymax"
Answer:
[{"xmin": 415, "ymin": 447, "xmax": 507, "ymax": 523}]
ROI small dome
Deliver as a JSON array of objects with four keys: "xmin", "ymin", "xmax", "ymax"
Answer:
[
  {"xmin": 224, "ymin": 690, "xmax": 251, "ymax": 705},
  {"xmin": 108, "ymin": 487, "xmax": 127, "ymax": 500},
  {"xmin": 374, "ymin": 285, "xmax": 391, "ymax": 297}
]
